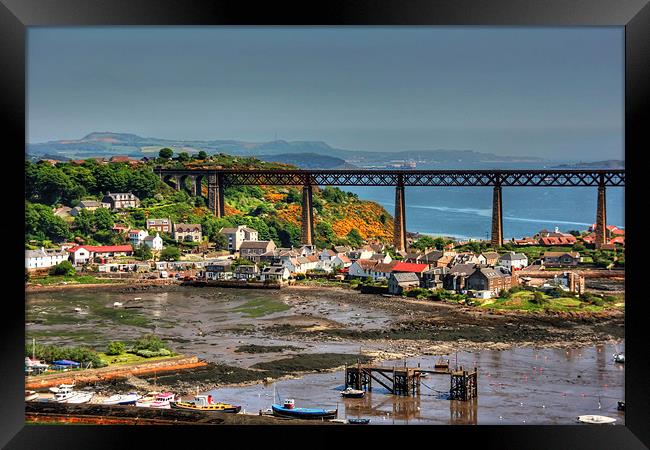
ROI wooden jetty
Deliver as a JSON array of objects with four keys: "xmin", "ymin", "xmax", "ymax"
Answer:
[{"xmin": 345, "ymin": 360, "xmax": 478, "ymax": 400}]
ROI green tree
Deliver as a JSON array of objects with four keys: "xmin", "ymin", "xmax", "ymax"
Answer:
[
  {"xmin": 177, "ymin": 152, "xmax": 191, "ymax": 162},
  {"xmin": 49, "ymin": 260, "xmax": 76, "ymax": 276},
  {"xmin": 134, "ymin": 243, "xmax": 153, "ymax": 261},
  {"xmin": 159, "ymin": 148, "xmax": 173, "ymax": 159},
  {"xmin": 213, "ymin": 233, "xmax": 229, "ymax": 250},
  {"xmin": 346, "ymin": 229, "xmax": 364, "ymax": 248},
  {"xmin": 197, "ymin": 150, "xmax": 208, "ymax": 160},
  {"xmin": 160, "ymin": 246, "xmax": 181, "ymax": 261},
  {"xmin": 25, "ymin": 203, "xmax": 71, "ymax": 243},
  {"xmin": 412, "ymin": 235, "xmax": 435, "ymax": 251},
  {"xmin": 106, "ymin": 341, "xmax": 126, "ymax": 355}
]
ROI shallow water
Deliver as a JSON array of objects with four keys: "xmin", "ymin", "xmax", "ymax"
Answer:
[{"xmin": 205, "ymin": 344, "xmax": 625, "ymax": 425}]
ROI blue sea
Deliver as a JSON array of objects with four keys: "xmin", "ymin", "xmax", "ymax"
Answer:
[{"xmin": 344, "ymin": 162, "xmax": 625, "ymax": 240}]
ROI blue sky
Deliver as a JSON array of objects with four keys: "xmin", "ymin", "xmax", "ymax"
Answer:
[{"xmin": 27, "ymin": 27, "xmax": 624, "ymax": 160}]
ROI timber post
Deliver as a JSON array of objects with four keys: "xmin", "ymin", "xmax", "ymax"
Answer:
[
  {"xmin": 595, "ymin": 174, "xmax": 607, "ymax": 248},
  {"xmin": 301, "ymin": 177, "xmax": 314, "ymax": 246},
  {"xmin": 491, "ymin": 176, "xmax": 503, "ymax": 247},
  {"xmin": 394, "ymin": 174, "xmax": 407, "ymax": 252}
]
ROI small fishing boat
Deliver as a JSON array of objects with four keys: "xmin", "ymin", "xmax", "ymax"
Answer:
[
  {"xmin": 49, "ymin": 382, "xmax": 75, "ymax": 394},
  {"xmin": 341, "ymin": 388, "xmax": 365, "ymax": 399},
  {"xmin": 134, "ymin": 297, "xmax": 142, "ymax": 300},
  {"xmin": 613, "ymin": 353, "xmax": 625, "ymax": 363},
  {"xmin": 348, "ymin": 418, "xmax": 371, "ymax": 425},
  {"xmin": 113, "ymin": 302, "xmax": 123, "ymax": 308},
  {"xmin": 103, "ymin": 393, "xmax": 142, "ymax": 406},
  {"xmin": 271, "ymin": 399, "xmax": 338, "ymax": 420},
  {"xmin": 66, "ymin": 391, "xmax": 94, "ymax": 404},
  {"xmin": 577, "ymin": 415, "xmax": 617, "ymax": 424},
  {"xmin": 25, "ymin": 390, "xmax": 39, "ymax": 402},
  {"xmin": 134, "ymin": 391, "xmax": 160, "ymax": 407},
  {"xmin": 52, "ymin": 385, "xmax": 93, "ymax": 404},
  {"xmin": 137, "ymin": 392, "xmax": 175, "ymax": 409},
  {"xmin": 171, "ymin": 394, "xmax": 241, "ymax": 413}
]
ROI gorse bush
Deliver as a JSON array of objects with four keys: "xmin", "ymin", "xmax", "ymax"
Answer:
[{"xmin": 106, "ymin": 341, "xmax": 126, "ymax": 355}]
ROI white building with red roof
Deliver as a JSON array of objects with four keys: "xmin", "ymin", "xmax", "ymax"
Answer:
[{"xmin": 68, "ymin": 245, "xmax": 134, "ymax": 265}]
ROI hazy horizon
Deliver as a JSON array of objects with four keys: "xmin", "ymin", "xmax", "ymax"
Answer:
[{"xmin": 28, "ymin": 27, "xmax": 624, "ymax": 160}]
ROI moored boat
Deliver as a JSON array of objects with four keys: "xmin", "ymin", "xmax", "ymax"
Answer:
[
  {"xmin": 52, "ymin": 385, "xmax": 93, "ymax": 404},
  {"xmin": 577, "ymin": 415, "xmax": 617, "ymax": 424},
  {"xmin": 613, "ymin": 353, "xmax": 625, "ymax": 364},
  {"xmin": 348, "ymin": 418, "xmax": 371, "ymax": 424},
  {"xmin": 271, "ymin": 399, "xmax": 338, "ymax": 420},
  {"xmin": 103, "ymin": 393, "xmax": 142, "ymax": 405},
  {"xmin": 170, "ymin": 394, "xmax": 241, "ymax": 413},
  {"xmin": 25, "ymin": 390, "xmax": 39, "ymax": 402},
  {"xmin": 341, "ymin": 388, "xmax": 365, "ymax": 398},
  {"xmin": 137, "ymin": 392, "xmax": 175, "ymax": 409}
]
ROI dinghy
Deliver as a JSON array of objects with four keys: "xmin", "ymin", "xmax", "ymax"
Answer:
[
  {"xmin": 103, "ymin": 393, "xmax": 142, "ymax": 405},
  {"xmin": 577, "ymin": 415, "xmax": 617, "ymax": 424},
  {"xmin": 271, "ymin": 399, "xmax": 338, "ymax": 420}
]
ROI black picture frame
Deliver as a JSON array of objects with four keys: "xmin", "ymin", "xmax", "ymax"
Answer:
[{"xmin": 2, "ymin": 1, "xmax": 648, "ymax": 448}]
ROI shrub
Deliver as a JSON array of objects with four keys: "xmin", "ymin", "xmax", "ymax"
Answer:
[
  {"xmin": 49, "ymin": 260, "xmax": 76, "ymax": 276},
  {"xmin": 132, "ymin": 334, "xmax": 168, "ymax": 352},
  {"xmin": 27, "ymin": 343, "xmax": 105, "ymax": 368},
  {"xmin": 135, "ymin": 348, "xmax": 172, "ymax": 358},
  {"xmin": 106, "ymin": 341, "xmax": 126, "ymax": 356},
  {"xmin": 530, "ymin": 292, "xmax": 548, "ymax": 305}
]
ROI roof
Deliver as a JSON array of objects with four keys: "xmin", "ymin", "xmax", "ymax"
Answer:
[
  {"xmin": 321, "ymin": 249, "xmax": 336, "ymax": 256},
  {"xmin": 353, "ymin": 259, "xmax": 379, "ymax": 270},
  {"xmin": 391, "ymin": 272, "xmax": 420, "ymax": 283},
  {"xmin": 543, "ymin": 251, "xmax": 580, "ymax": 258},
  {"xmin": 334, "ymin": 246, "xmax": 351, "ymax": 253},
  {"xmin": 470, "ymin": 267, "xmax": 509, "ymax": 279},
  {"xmin": 374, "ymin": 261, "xmax": 398, "ymax": 273},
  {"xmin": 240, "ymin": 240, "xmax": 274, "ymax": 250},
  {"xmin": 147, "ymin": 218, "xmax": 170, "ymax": 224},
  {"xmin": 78, "ymin": 200, "xmax": 103, "ymax": 208},
  {"xmin": 448, "ymin": 263, "xmax": 477, "ymax": 275},
  {"xmin": 539, "ymin": 236, "xmax": 576, "ymax": 246},
  {"xmin": 393, "ymin": 262, "xmax": 429, "ymax": 273},
  {"xmin": 174, "ymin": 223, "xmax": 202, "ymax": 232},
  {"xmin": 68, "ymin": 245, "xmax": 133, "ymax": 253},
  {"xmin": 482, "ymin": 252, "xmax": 499, "ymax": 259},
  {"xmin": 498, "ymin": 252, "xmax": 527, "ymax": 261},
  {"xmin": 262, "ymin": 266, "xmax": 287, "ymax": 274},
  {"xmin": 335, "ymin": 254, "xmax": 351, "ymax": 263}
]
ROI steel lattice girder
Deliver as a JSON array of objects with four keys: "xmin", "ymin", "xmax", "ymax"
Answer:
[{"xmin": 153, "ymin": 168, "xmax": 624, "ymax": 187}]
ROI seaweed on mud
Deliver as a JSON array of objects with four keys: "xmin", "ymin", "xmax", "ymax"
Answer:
[
  {"xmin": 234, "ymin": 344, "xmax": 302, "ymax": 354},
  {"xmin": 251, "ymin": 353, "xmax": 372, "ymax": 373}
]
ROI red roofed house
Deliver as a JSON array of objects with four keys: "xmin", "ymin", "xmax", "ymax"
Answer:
[
  {"xmin": 392, "ymin": 262, "xmax": 429, "ymax": 278},
  {"xmin": 68, "ymin": 245, "xmax": 134, "ymax": 265},
  {"xmin": 539, "ymin": 235, "xmax": 577, "ymax": 246},
  {"xmin": 348, "ymin": 259, "xmax": 379, "ymax": 278}
]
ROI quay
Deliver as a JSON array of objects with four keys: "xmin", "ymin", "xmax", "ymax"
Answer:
[{"xmin": 345, "ymin": 361, "xmax": 478, "ymax": 400}]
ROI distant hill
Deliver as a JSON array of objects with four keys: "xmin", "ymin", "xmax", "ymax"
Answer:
[
  {"xmin": 257, "ymin": 153, "xmax": 357, "ymax": 170},
  {"xmin": 26, "ymin": 131, "xmax": 545, "ymax": 164},
  {"xmin": 552, "ymin": 160, "xmax": 624, "ymax": 169}
]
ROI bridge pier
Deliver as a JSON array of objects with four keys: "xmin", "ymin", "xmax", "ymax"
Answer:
[
  {"xmin": 301, "ymin": 183, "xmax": 314, "ymax": 245},
  {"xmin": 207, "ymin": 174, "xmax": 225, "ymax": 218},
  {"xmin": 393, "ymin": 177, "xmax": 407, "ymax": 252},
  {"xmin": 173, "ymin": 175, "xmax": 182, "ymax": 191},
  {"xmin": 595, "ymin": 183, "xmax": 607, "ymax": 248},
  {"xmin": 491, "ymin": 184, "xmax": 503, "ymax": 247}
]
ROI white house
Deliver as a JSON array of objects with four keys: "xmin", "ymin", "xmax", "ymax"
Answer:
[
  {"xmin": 319, "ymin": 249, "xmax": 336, "ymax": 262},
  {"xmin": 128, "ymin": 229, "xmax": 149, "ymax": 247},
  {"xmin": 348, "ymin": 259, "xmax": 379, "ymax": 278},
  {"xmin": 68, "ymin": 245, "xmax": 134, "ymax": 265},
  {"xmin": 497, "ymin": 252, "xmax": 529, "ymax": 271},
  {"xmin": 25, "ymin": 247, "xmax": 68, "ymax": 269},
  {"xmin": 219, "ymin": 225, "xmax": 259, "ymax": 252},
  {"xmin": 143, "ymin": 233, "xmax": 164, "ymax": 251},
  {"xmin": 331, "ymin": 253, "xmax": 352, "ymax": 268},
  {"xmin": 260, "ymin": 266, "xmax": 291, "ymax": 282}
]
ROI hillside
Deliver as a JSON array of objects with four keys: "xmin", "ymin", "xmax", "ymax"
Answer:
[
  {"xmin": 26, "ymin": 131, "xmax": 544, "ymax": 165},
  {"xmin": 551, "ymin": 160, "xmax": 624, "ymax": 169},
  {"xmin": 25, "ymin": 154, "xmax": 394, "ymax": 249},
  {"xmin": 257, "ymin": 153, "xmax": 356, "ymax": 169}
]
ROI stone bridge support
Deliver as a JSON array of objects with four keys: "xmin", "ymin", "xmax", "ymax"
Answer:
[
  {"xmin": 192, "ymin": 175, "xmax": 204, "ymax": 197},
  {"xmin": 207, "ymin": 173, "xmax": 225, "ymax": 218},
  {"xmin": 595, "ymin": 181, "xmax": 607, "ymax": 248},
  {"xmin": 301, "ymin": 183, "xmax": 314, "ymax": 246},
  {"xmin": 491, "ymin": 184, "xmax": 503, "ymax": 247},
  {"xmin": 393, "ymin": 175, "xmax": 407, "ymax": 252}
]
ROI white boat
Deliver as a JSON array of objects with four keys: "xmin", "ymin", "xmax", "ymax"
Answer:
[
  {"xmin": 49, "ymin": 382, "xmax": 75, "ymax": 394},
  {"xmin": 613, "ymin": 353, "xmax": 625, "ymax": 363},
  {"xmin": 25, "ymin": 390, "xmax": 39, "ymax": 402},
  {"xmin": 113, "ymin": 302, "xmax": 123, "ymax": 307},
  {"xmin": 103, "ymin": 393, "xmax": 142, "ymax": 405},
  {"xmin": 66, "ymin": 392, "xmax": 94, "ymax": 404},
  {"xmin": 136, "ymin": 392, "xmax": 175, "ymax": 409},
  {"xmin": 52, "ymin": 385, "xmax": 78, "ymax": 402},
  {"xmin": 577, "ymin": 415, "xmax": 617, "ymax": 424},
  {"xmin": 134, "ymin": 297, "xmax": 142, "ymax": 300}
]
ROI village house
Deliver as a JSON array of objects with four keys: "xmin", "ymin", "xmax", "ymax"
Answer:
[
  {"xmin": 368, "ymin": 261, "xmax": 398, "ymax": 280},
  {"xmin": 331, "ymin": 253, "xmax": 352, "ymax": 269},
  {"xmin": 204, "ymin": 261, "xmax": 233, "ymax": 280},
  {"xmin": 333, "ymin": 245, "xmax": 351, "ymax": 254},
  {"xmin": 534, "ymin": 228, "xmax": 577, "ymax": 246},
  {"xmin": 444, "ymin": 263, "xmax": 477, "ymax": 292},
  {"xmin": 219, "ymin": 225, "xmax": 259, "ymax": 252},
  {"xmin": 128, "ymin": 229, "xmax": 149, "ymax": 247},
  {"xmin": 512, "ymin": 236, "xmax": 539, "ymax": 246},
  {"xmin": 348, "ymin": 259, "xmax": 379, "ymax": 278},
  {"xmin": 454, "ymin": 253, "xmax": 482, "ymax": 266},
  {"xmin": 240, "ymin": 240, "xmax": 277, "ymax": 262},
  {"xmin": 542, "ymin": 251, "xmax": 581, "ymax": 267},
  {"xmin": 497, "ymin": 252, "xmax": 529, "ymax": 271},
  {"xmin": 70, "ymin": 200, "xmax": 110, "ymax": 217},
  {"xmin": 480, "ymin": 252, "xmax": 500, "ymax": 267},
  {"xmin": 112, "ymin": 224, "xmax": 130, "ymax": 234},
  {"xmin": 146, "ymin": 218, "xmax": 172, "ymax": 234},
  {"xmin": 25, "ymin": 247, "xmax": 68, "ymax": 270},
  {"xmin": 388, "ymin": 272, "xmax": 421, "ymax": 295},
  {"xmin": 143, "ymin": 233, "xmax": 163, "ymax": 251},
  {"xmin": 234, "ymin": 264, "xmax": 259, "ymax": 280},
  {"xmin": 346, "ymin": 248, "xmax": 374, "ymax": 261},
  {"xmin": 421, "ymin": 267, "xmax": 450, "ymax": 289},
  {"xmin": 173, "ymin": 223, "xmax": 202, "ymax": 242},
  {"xmin": 68, "ymin": 245, "xmax": 134, "ymax": 265},
  {"xmin": 260, "ymin": 265, "xmax": 290, "ymax": 282},
  {"xmin": 465, "ymin": 267, "xmax": 512, "ymax": 296},
  {"xmin": 392, "ymin": 262, "xmax": 429, "ymax": 279},
  {"xmin": 101, "ymin": 192, "xmax": 140, "ymax": 210},
  {"xmin": 53, "ymin": 206, "xmax": 73, "ymax": 218}
]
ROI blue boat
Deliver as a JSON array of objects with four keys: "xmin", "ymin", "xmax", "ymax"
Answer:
[{"xmin": 271, "ymin": 399, "xmax": 338, "ymax": 420}]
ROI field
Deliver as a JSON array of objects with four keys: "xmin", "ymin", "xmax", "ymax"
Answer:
[{"xmin": 478, "ymin": 290, "xmax": 623, "ymax": 313}]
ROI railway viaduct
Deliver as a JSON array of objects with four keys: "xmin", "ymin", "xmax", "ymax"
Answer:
[{"xmin": 153, "ymin": 167, "xmax": 625, "ymax": 252}]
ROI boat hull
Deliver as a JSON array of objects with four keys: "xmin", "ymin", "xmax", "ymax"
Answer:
[
  {"xmin": 341, "ymin": 392, "xmax": 365, "ymax": 399},
  {"xmin": 170, "ymin": 402, "xmax": 241, "ymax": 413},
  {"xmin": 271, "ymin": 404, "xmax": 337, "ymax": 420}
]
